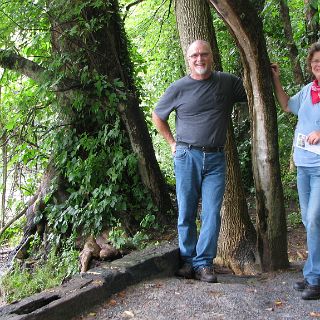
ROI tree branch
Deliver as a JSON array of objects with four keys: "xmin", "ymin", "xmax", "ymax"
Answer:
[
  {"xmin": 123, "ymin": 0, "xmax": 144, "ymax": 21},
  {"xmin": 0, "ymin": 206, "xmax": 27, "ymax": 239},
  {"xmin": 0, "ymin": 50, "xmax": 46, "ymax": 82},
  {"xmin": 0, "ymin": 49, "xmax": 80, "ymax": 92}
]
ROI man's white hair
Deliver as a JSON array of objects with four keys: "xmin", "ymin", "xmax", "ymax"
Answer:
[{"xmin": 186, "ymin": 40, "xmax": 212, "ymax": 56}]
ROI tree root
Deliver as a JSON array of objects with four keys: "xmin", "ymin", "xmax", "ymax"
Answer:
[
  {"xmin": 79, "ymin": 232, "xmax": 121, "ymax": 272},
  {"xmin": 8, "ymin": 162, "xmax": 68, "ymax": 263}
]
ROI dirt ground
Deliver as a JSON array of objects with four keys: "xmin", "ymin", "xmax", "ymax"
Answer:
[
  {"xmin": 73, "ymin": 267, "xmax": 319, "ymax": 320},
  {"xmin": 72, "ymin": 225, "xmax": 311, "ymax": 320},
  {"xmin": 0, "ymin": 220, "xmax": 308, "ymax": 311},
  {"xmin": 287, "ymin": 224, "xmax": 307, "ymax": 263}
]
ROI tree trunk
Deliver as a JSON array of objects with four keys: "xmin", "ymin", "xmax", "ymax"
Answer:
[
  {"xmin": 1, "ymin": 85, "xmax": 7, "ymax": 228},
  {"xmin": 208, "ymin": 0, "xmax": 289, "ymax": 271},
  {"xmin": 175, "ymin": 0, "xmax": 257, "ymax": 274},
  {"xmin": 218, "ymin": 120, "xmax": 258, "ymax": 274},
  {"xmin": 277, "ymin": 0, "xmax": 303, "ymax": 172},
  {"xmin": 0, "ymin": 0, "xmax": 176, "ymax": 259},
  {"xmin": 1, "ymin": 131, "xmax": 7, "ymax": 229},
  {"xmin": 48, "ymin": 0, "xmax": 173, "ymax": 218},
  {"xmin": 304, "ymin": 0, "xmax": 319, "ymax": 45},
  {"xmin": 0, "ymin": 0, "xmax": 173, "ymax": 243},
  {"xmin": 9, "ymin": 162, "xmax": 66, "ymax": 259},
  {"xmin": 278, "ymin": 0, "xmax": 305, "ymax": 86},
  {"xmin": 175, "ymin": 0, "xmax": 221, "ymax": 72}
]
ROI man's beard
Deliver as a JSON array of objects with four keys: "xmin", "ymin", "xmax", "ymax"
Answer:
[{"xmin": 194, "ymin": 66, "xmax": 209, "ymax": 75}]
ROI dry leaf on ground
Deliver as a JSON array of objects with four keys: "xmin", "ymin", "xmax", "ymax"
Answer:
[{"xmin": 310, "ymin": 311, "xmax": 320, "ymax": 317}]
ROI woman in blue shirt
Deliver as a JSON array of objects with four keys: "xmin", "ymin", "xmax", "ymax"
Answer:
[{"xmin": 271, "ymin": 42, "xmax": 320, "ymax": 300}]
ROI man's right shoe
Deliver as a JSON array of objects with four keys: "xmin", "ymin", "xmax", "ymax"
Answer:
[
  {"xmin": 194, "ymin": 266, "xmax": 217, "ymax": 283},
  {"xmin": 175, "ymin": 263, "xmax": 194, "ymax": 279},
  {"xmin": 293, "ymin": 279, "xmax": 308, "ymax": 292},
  {"xmin": 301, "ymin": 284, "xmax": 320, "ymax": 300}
]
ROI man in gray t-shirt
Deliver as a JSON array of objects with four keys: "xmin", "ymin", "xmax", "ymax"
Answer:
[{"xmin": 152, "ymin": 40, "xmax": 246, "ymax": 283}]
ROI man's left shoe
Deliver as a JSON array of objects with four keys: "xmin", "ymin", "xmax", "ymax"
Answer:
[
  {"xmin": 301, "ymin": 284, "xmax": 320, "ymax": 300},
  {"xmin": 175, "ymin": 263, "xmax": 194, "ymax": 279},
  {"xmin": 194, "ymin": 266, "xmax": 217, "ymax": 283},
  {"xmin": 293, "ymin": 279, "xmax": 308, "ymax": 291}
]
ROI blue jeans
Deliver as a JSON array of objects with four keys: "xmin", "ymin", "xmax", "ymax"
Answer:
[
  {"xmin": 174, "ymin": 146, "xmax": 226, "ymax": 269},
  {"xmin": 297, "ymin": 166, "xmax": 320, "ymax": 285}
]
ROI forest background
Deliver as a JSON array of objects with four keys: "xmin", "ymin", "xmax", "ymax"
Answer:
[{"xmin": 0, "ymin": 0, "xmax": 318, "ymax": 305}]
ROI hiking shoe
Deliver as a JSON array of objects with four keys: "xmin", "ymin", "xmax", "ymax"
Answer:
[
  {"xmin": 194, "ymin": 266, "xmax": 217, "ymax": 283},
  {"xmin": 293, "ymin": 279, "xmax": 308, "ymax": 292},
  {"xmin": 302, "ymin": 284, "xmax": 320, "ymax": 300},
  {"xmin": 175, "ymin": 263, "xmax": 194, "ymax": 279}
]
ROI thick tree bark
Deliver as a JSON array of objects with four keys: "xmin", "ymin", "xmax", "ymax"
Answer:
[
  {"xmin": 175, "ymin": 0, "xmax": 221, "ymax": 72},
  {"xmin": 217, "ymin": 121, "xmax": 258, "ymax": 274},
  {"xmin": 208, "ymin": 0, "xmax": 289, "ymax": 271},
  {"xmin": 175, "ymin": 0, "xmax": 257, "ymax": 274},
  {"xmin": 48, "ymin": 0, "xmax": 172, "ymax": 218}
]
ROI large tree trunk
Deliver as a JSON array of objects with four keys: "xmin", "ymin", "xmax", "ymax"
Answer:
[
  {"xmin": 208, "ymin": 0, "xmax": 289, "ymax": 271},
  {"xmin": 48, "ymin": 0, "xmax": 172, "ymax": 217},
  {"xmin": 175, "ymin": 0, "xmax": 257, "ymax": 275},
  {"xmin": 218, "ymin": 120, "xmax": 258, "ymax": 274},
  {"xmin": 0, "ymin": 0, "xmax": 173, "ymax": 237},
  {"xmin": 175, "ymin": 0, "xmax": 221, "ymax": 72},
  {"xmin": 0, "ymin": 0, "xmax": 174, "ymax": 258}
]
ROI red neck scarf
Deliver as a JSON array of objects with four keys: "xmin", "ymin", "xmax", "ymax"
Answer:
[{"xmin": 311, "ymin": 80, "xmax": 320, "ymax": 104}]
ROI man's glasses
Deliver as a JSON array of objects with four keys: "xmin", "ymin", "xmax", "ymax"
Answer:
[{"xmin": 188, "ymin": 52, "xmax": 210, "ymax": 60}]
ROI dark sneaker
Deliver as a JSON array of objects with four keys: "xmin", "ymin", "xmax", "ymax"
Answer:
[
  {"xmin": 301, "ymin": 284, "xmax": 320, "ymax": 300},
  {"xmin": 175, "ymin": 263, "xmax": 194, "ymax": 279},
  {"xmin": 194, "ymin": 266, "xmax": 217, "ymax": 283},
  {"xmin": 293, "ymin": 279, "xmax": 308, "ymax": 292}
]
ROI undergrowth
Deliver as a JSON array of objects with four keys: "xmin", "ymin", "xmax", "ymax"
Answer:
[{"xmin": 0, "ymin": 244, "xmax": 79, "ymax": 303}]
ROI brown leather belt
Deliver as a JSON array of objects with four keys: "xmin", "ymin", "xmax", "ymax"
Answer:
[{"xmin": 176, "ymin": 142, "xmax": 224, "ymax": 153}]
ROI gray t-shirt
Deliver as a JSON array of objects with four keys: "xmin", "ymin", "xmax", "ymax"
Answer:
[{"xmin": 155, "ymin": 71, "xmax": 247, "ymax": 147}]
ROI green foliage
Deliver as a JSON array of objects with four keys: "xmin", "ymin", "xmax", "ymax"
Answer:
[
  {"xmin": 108, "ymin": 222, "xmax": 128, "ymax": 249},
  {"xmin": 211, "ymin": 9, "xmax": 241, "ymax": 74},
  {"xmin": 1, "ymin": 245, "xmax": 79, "ymax": 303},
  {"xmin": 0, "ymin": 0, "xmax": 50, "ymax": 52},
  {"xmin": 263, "ymin": 0, "xmax": 308, "ymax": 78},
  {"xmin": 287, "ymin": 211, "xmax": 302, "ymax": 228},
  {"xmin": 122, "ymin": 0, "xmax": 182, "ymax": 185},
  {"xmin": 108, "ymin": 216, "xmax": 156, "ymax": 250},
  {"xmin": 1, "ymin": 0, "xmax": 160, "ymax": 254},
  {"xmin": 0, "ymin": 73, "xmax": 54, "ymax": 203},
  {"xmin": 281, "ymin": 169, "xmax": 299, "ymax": 205},
  {"xmin": 44, "ymin": 107, "xmax": 157, "ymax": 242},
  {"xmin": 0, "ymin": 0, "xmax": 312, "ymax": 289},
  {"xmin": 277, "ymin": 109, "xmax": 299, "ymax": 207},
  {"xmin": 233, "ymin": 111, "xmax": 253, "ymax": 193},
  {"xmin": 0, "ymin": 217, "xmax": 25, "ymax": 247}
]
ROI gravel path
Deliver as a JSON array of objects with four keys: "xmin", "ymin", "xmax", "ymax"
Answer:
[{"xmin": 74, "ymin": 264, "xmax": 320, "ymax": 320}]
